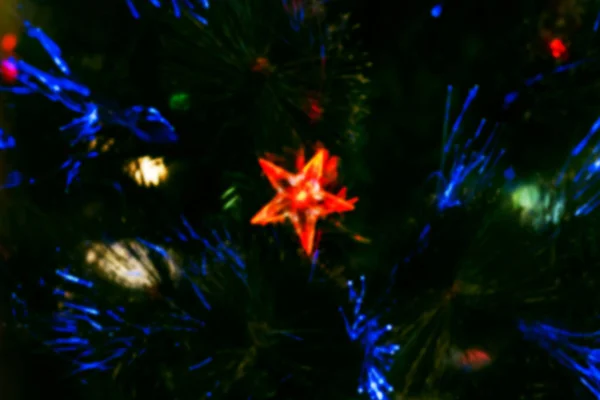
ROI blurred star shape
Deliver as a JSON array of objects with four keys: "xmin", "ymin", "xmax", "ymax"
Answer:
[{"xmin": 251, "ymin": 147, "xmax": 357, "ymax": 255}]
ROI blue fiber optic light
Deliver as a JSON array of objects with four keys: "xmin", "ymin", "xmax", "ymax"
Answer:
[
  {"xmin": 1, "ymin": 22, "xmax": 177, "ymax": 145},
  {"xmin": 9, "ymin": 240, "xmax": 211, "ymax": 379},
  {"xmin": 340, "ymin": 276, "xmax": 400, "ymax": 400},
  {"xmin": 520, "ymin": 321, "xmax": 600, "ymax": 398},
  {"xmin": 536, "ymin": 116, "xmax": 600, "ymax": 220},
  {"xmin": 45, "ymin": 241, "xmax": 209, "ymax": 376},
  {"xmin": 165, "ymin": 216, "xmax": 247, "ymax": 285},
  {"xmin": 125, "ymin": 0, "xmax": 210, "ymax": 24},
  {"xmin": 558, "ymin": 116, "xmax": 600, "ymax": 217},
  {"xmin": 48, "ymin": 267, "xmax": 156, "ymax": 375},
  {"xmin": 431, "ymin": 85, "xmax": 504, "ymax": 211},
  {"xmin": 282, "ymin": 0, "xmax": 327, "ymax": 31},
  {"xmin": 0, "ymin": 22, "xmax": 177, "ymax": 188},
  {"xmin": 503, "ymin": 60, "xmax": 586, "ymax": 108}
]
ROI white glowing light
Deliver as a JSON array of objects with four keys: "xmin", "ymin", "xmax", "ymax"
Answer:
[
  {"xmin": 85, "ymin": 240, "xmax": 179, "ymax": 289},
  {"xmin": 125, "ymin": 156, "xmax": 168, "ymax": 187}
]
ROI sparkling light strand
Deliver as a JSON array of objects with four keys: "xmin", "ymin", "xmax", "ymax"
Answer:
[
  {"xmin": 0, "ymin": 22, "xmax": 176, "ymax": 188},
  {"xmin": 125, "ymin": 0, "xmax": 210, "ymax": 24},
  {"xmin": 431, "ymin": 85, "xmax": 505, "ymax": 211},
  {"xmin": 340, "ymin": 275, "xmax": 400, "ymax": 400}
]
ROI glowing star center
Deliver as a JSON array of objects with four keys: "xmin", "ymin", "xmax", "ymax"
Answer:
[{"xmin": 290, "ymin": 179, "xmax": 322, "ymax": 208}]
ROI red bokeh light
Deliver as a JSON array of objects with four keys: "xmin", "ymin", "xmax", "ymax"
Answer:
[
  {"xmin": 1, "ymin": 34, "xmax": 18, "ymax": 53},
  {"xmin": 306, "ymin": 97, "xmax": 323, "ymax": 121},
  {"xmin": 549, "ymin": 38, "xmax": 567, "ymax": 59}
]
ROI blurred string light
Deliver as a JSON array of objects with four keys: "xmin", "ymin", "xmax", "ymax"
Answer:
[
  {"xmin": 160, "ymin": 215, "xmax": 248, "ymax": 296},
  {"xmin": 11, "ymin": 231, "xmax": 246, "ymax": 391},
  {"xmin": 125, "ymin": 0, "xmax": 210, "ymax": 24},
  {"xmin": 282, "ymin": 0, "xmax": 327, "ymax": 31},
  {"xmin": 84, "ymin": 240, "xmax": 181, "ymax": 290},
  {"xmin": 221, "ymin": 186, "xmax": 240, "ymax": 211},
  {"xmin": 503, "ymin": 59, "xmax": 586, "ymax": 108},
  {"xmin": 340, "ymin": 275, "xmax": 400, "ymax": 400},
  {"xmin": 46, "ymin": 263, "xmax": 203, "ymax": 378},
  {"xmin": 430, "ymin": 4, "xmax": 442, "ymax": 18},
  {"xmin": 519, "ymin": 321, "xmax": 600, "ymax": 398},
  {"xmin": 0, "ymin": 22, "xmax": 176, "ymax": 188},
  {"xmin": 557, "ymin": 116, "xmax": 600, "ymax": 217},
  {"xmin": 124, "ymin": 156, "xmax": 168, "ymax": 187},
  {"xmin": 431, "ymin": 85, "xmax": 505, "ymax": 211},
  {"xmin": 7, "ymin": 240, "xmax": 205, "ymax": 378},
  {"xmin": 0, "ymin": 128, "xmax": 16, "ymax": 149}
]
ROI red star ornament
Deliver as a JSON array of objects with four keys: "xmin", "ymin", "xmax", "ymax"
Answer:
[{"xmin": 251, "ymin": 148, "xmax": 357, "ymax": 256}]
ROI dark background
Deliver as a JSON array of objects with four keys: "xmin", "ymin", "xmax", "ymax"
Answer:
[{"xmin": 3, "ymin": 0, "xmax": 600, "ymax": 398}]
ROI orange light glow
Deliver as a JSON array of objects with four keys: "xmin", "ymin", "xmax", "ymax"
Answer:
[
  {"xmin": 252, "ymin": 57, "xmax": 272, "ymax": 73},
  {"xmin": 251, "ymin": 147, "xmax": 357, "ymax": 256}
]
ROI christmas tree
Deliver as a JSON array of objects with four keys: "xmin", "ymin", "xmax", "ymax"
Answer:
[{"xmin": 3, "ymin": 0, "xmax": 600, "ymax": 399}]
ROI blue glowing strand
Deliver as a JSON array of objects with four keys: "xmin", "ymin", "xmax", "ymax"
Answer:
[
  {"xmin": 126, "ymin": 0, "xmax": 209, "ymax": 24},
  {"xmin": 35, "ymin": 240, "xmax": 210, "ymax": 377},
  {"xmin": 520, "ymin": 321, "xmax": 600, "ymax": 398},
  {"xmin": 0, "ymin": 22, "xmax": 177, "ymax": 188},
  {"xmin": 0, "ymin": 128, "xmax": 16, "ymax": 149},
  {"xmin": 1, "ymin": 22, "xmax": 177, "ymax": 146},
  {"xmin": 46, "ymin": 270, "xmax": 146, "ymax": 374},
  {"xmin": 503, "ymin": 60, "xmax": 587, "ymax": 108},
  {"xmin": 169, "ymin": 216, "xmax": 247, "ymax": 284},
  {"xmin": 340, "ymin": 276, "xmax": 400, "ymax": 400},
  {"xmin": 431, "ymin": 85, "xmax": 504, "ymax": 211}
]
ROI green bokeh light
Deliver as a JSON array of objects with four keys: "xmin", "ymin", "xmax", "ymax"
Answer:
[
  {"xmin": 169, "ymin": 92, "xmax": 191, "ymax": 111},
  {"xmin": 511, "ymin": 183, "xmax": 565, "ymax": 230}
]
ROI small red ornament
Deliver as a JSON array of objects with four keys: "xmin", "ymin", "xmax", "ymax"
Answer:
[
  {"xmin": 0, "ymin": 59, "xmax": 17, "ymax": 83},
  {"xmin": 306, "ymin": 97, "xmax": 323, "ymax": 121},
  {"xmin": 450, "ymin": 348, "xmax": 492, "ymax": 371},
  {"xmin": 549, "ymin": 38, "xmax": 567, "ymax": 59},
  {"xmin": 1, "ymin": 34, "xmax": 17, "ymax": 53},
  {"xmin": 251, "ymin": 146, "xmax": 357, "ymax": 256}
]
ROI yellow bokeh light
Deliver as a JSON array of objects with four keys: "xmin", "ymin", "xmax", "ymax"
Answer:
[{"xmin": 125, "ymin": 156, "xmax": 168, "ymax": 187}]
